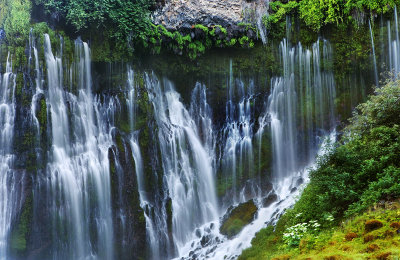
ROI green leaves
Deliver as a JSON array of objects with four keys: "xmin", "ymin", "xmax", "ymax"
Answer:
[
  {"xmin": 36, "ymin": 0, "xmax": 152, "ymax": 41},
  {"xmin": 0, "ymin": 0, "xmax": 32, "ymax": 46},
  {"xmin": 267, "ymin": 0, "xmax": 400, "ymax": 32}
]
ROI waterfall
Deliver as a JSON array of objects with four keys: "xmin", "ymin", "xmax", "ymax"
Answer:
[
  {"xmin": 30, "ymin": 31, "xmax": 44, "ymax": 135},
  {"xmin": 126, "ymin": 68, "xmax": 162, "ymax": 259},
  {"xmin": 269, "ymin": 39, "xmax": 335, "ymax": 179},
  {"xmin": 176, "ymin": 37, "xmax": 337, "ymax": 260},
  {"xmin": 256, "ymin": 0, "xmax": 269, "ymax": 44},
  {"xmin": 44, "ymin": 34, "xmax": 114, "ymax": 259},
  {"xmin": 369, "ymin": 20, "xmax": 379, "ymax": 86},
  {"xmin": 388, "ymin": 6, "xmax": 400, "ymax": 75},
  {"xmin": 221, "ymin": 60, "xmax": 256, "ymax": 204},
  {"xmin": 1, "ymin": 13, "xmax": 389, "ymax": 259},
  {"xmin": 0, "ymin": 54, "xmax": 16, "ymax": 259},
  {"xmin": 145, "ymin": 74, "xmax": 218, "ymax": 257}
]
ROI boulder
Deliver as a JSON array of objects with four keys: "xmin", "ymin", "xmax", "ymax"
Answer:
[
  {"xmin": 220, "ymin": 200, "xmax": 258, "ymax": 238},
  {"xmin": 262, "ymin": 193, "xmax": 278, "ymax": 208},
  {"xmin": 365, "ymin": 219, "xmax": 383, "ymax": 232}
]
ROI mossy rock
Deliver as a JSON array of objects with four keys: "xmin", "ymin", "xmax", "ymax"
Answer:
[
  {"xmin": 365, "ymin": 219, "xmax": 383, "ymax": 233},
  {"xmin": 9, "ymin": 193, "xmax": 33, "ymax": 256},
  {"xmin": 363, "ymin": 234, "xmax": 375, "ymax": 243},
  {"xmin": 374, "ymin": 252, "xmax": 392, "ymax": 260},
  {"xmin": 389, "ymin": 222, "xmax": 400, "ymax": 229},
  {"xmin": 272, "ymin": 255, "xmax": 291, "ymax": 260},
  {"xmin": 365, "ymin": 243, "xmax": 380, "ymax": 253},
  {"xmin": 344, "ymin": 232, "xmax": 357, "ymax": 241},
  {"xmin": 323, "ymin": 256, "xmax": 347, "ymax": 260},
  {"xmin": 220, "ymin": 200, "xmax": 257, "ymax": 238}
]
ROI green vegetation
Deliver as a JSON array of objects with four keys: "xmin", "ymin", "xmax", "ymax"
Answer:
[
  {"xmin": 266, "ymin": 0, "xmax": 400, "ymax": 33},
  {"xmin": 0, "ymin": 0, "xmax": 32, "ymax": 45},
  {"xmin": 220, "ymin": 200, "xmax": 258, "ymax": 238},
  {"xmin": 239, "ymin": 77, "xmax": 400, "ymax": 259},
  {"xmin": 35, "ymin": 0, "xmax": 152, "ymax": 42},
  {"xmin": 240, "ymin": 202, "xmax": 400, "ymax": 259},
  {"xmin": 10, "ymin": 194, "xmax": 33, "ymax": 256},
  {"xmin": 147, "ymin": 24, "xmax": 256, "ymax": 59}
]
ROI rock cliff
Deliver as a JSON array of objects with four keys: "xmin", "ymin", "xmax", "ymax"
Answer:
[{"xmin": 152, "ymin": 0, "xmax": 269, "ymax": 41}]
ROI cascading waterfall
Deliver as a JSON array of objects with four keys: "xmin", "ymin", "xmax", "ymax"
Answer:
[
  {"xmin": 388, "ymin": 6, "xmax": 400, "ymax": 75},
  {"xmin": 145, "ymin": 74, "xmax": 218, "ymax": 256},
  {"xmin": 126, "ymin": 68, "xmax": 162, "ymax": 259},
  {"xmin": 256, "ymin": 0, "xmax": 269, "ymax": 44},
  {"xmin": 176, "ymin": 37, "xmax": 337, "ymax": 260},
  {"xmin": 3, "ymin": 11, "xmax": 395, "ymax": 260},
  {"xmin": 44, "ymin": 34, "xmax": 114, "ymax": 259},
  {"xmin": 0, "ymin": 55, "xmax": 16, "ymax": 259},
  {"xmin": 29, "ymin": 30, "xmax": 44, "ymax": 135},
  {"xmin": 268, "ymin": 39, "xmax": 336, "ymax": 180},
  {"xmin": 221, "ymin": 60, "xmax": 255, "ymax": 204}
]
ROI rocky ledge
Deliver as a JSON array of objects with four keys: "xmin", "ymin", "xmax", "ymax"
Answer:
[{"xmin": 152, "ymin": 0, "xmax": 269, "ymax": 35}]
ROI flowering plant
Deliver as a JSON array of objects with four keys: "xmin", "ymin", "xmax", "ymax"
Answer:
[{"xmin": 282, "ymin": 219, "xmax": 321, "ymax": 247}]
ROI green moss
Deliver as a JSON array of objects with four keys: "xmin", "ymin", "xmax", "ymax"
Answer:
[
  {"xmin": 14, "ymin": 46, "xmax": 27, "ymax": 69},
  {"xmin": 238, "ymin": 36, "xmax": 254, "ymax": 48},
  {"xmin": 194, "ymin": 24, "xmax": 209, "ymax": 33},
  {"xmin": 217, "ymin": 175, "xmax": 233, "ymax": 197},
  {"xmin": 220, "ymin": 200, "xmax": 258, "ymax": 238},
  {"xmin": 145, "ymin": 23, "xmax": 257, "ymax": 59},
  {"xmin": 254, "ymin": 133, "xmax": 272, "ymax": 175},
  {"xmin": 226, "ymin": 38, "xmax": 237, "ymax": 47},
  {"xmin": 10, "ymin": 193, "xmax": 33, "ymax": 256},
  {"xmin": 37, "ymin": 98, "xmax": 47, "ymax": 134},
  {"xmin": 240, "ymin": 203, "xmax": 400, "ymax": 260},
  {"xmin": 15, "ymin": 73, "xmax": 23, "ymax": 97},
  {"xmin": 115, "ymin": 132, "xmax": 125, "ymax": 155}
]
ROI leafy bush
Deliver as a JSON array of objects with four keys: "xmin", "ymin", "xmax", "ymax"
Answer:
[
  {"xmin": 0, "ymin": 0, "xmax": 32, "ymax": 45},
  {"xmin": 266, "ymin": 0, "xmax": 400, "ymax": 32},
  {"xmin": 283, "ymin": 220, "xmax": 321, "ymax": 247},
  {"xmin": 35, "ymin": 0, "xmax": 152, "ymax": 41},
  {"xmin": 346, "ymin": 79, "xmax": 400, "ymax": 136}
]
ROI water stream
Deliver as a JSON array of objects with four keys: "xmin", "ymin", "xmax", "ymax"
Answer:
[
  {"xmin": 0, "ymin": 55, "xmax": 16, "ymax": 260},
  {"xmin": 44, "ymin": 34, "xmax": 114, "ymax": 259}
]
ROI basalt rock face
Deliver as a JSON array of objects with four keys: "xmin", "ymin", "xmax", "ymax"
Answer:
[{"xmin": 152, "ymin": 0, "xmax": 269, "ymax": 32}]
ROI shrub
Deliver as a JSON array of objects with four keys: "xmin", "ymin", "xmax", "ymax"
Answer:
[
  {"xmin": 0, "ymin": 0, "xmax": 32, "ymax": 46},
  {"xmin": 266, "ymin": 0, "xmax": 400, "ymax": 32},
  {"xmin": 35, "ymin": 0, "xmax": 152, "ymax": 41},
  {"xmin": 283, "ymin": 220, "xmax": 321, "ymax": 247}
]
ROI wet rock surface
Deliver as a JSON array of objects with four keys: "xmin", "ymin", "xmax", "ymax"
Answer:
[
  {"xmin": 220, "ymin": 200, "xmax": 258, "ymax": 238},
  {"xmin": 262, "ymin": 192, "xmax": 278, "ymax": 208}
]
